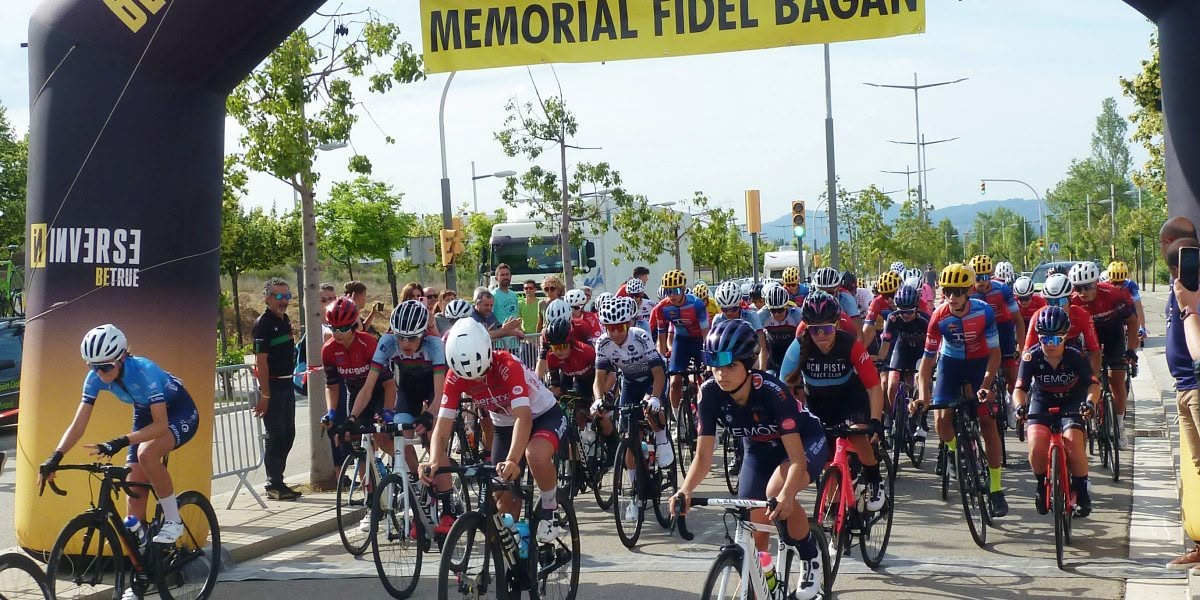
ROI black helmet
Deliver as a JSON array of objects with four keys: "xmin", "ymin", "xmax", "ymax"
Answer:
[
  {"xmin": 750, "ymin": 283, "xmax": 764, "ymax": 300},
  {"xmin": 544, "ymin": 317, "xmax": 572, "ymax": 345},
  {"xmin": 704, "ymin": 319, "xmax": 759, "ymax": 369},
  {"xmin": 801, "ymin": 290, "xmax": 841, "ymax": 324},
  {"xmin": 1035, "ymin": 306, "xmax": 1071, "ymax": 336},
  {"xmin": 842, "ymin": 271, "xmax": 857, "ymax": 287},
  {"xmin": 894, "ymin": 285, "xmax": 919, "ymax": 310}
]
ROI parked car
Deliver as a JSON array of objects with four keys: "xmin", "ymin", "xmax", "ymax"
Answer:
[
  {"xmin": 1030, "ymin": 260, "xmax": 1102, "ymax": 292},
  {"xmin": 0, "ymin": 317, "xmax": 23, "ymax": 423}
]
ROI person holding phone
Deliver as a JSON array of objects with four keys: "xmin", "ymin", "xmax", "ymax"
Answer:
[{"xmin": 345, "ymin": 281, "xmax": 382, "ymax": 334}]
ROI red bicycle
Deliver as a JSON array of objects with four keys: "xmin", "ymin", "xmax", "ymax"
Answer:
[
  {"xmin": 813, "ymin": 423, "xmax": 894, "ymax": 583},
  {"xmin": 1026, "ymin": 406, "xmax": 1083, "ymax": 570}
]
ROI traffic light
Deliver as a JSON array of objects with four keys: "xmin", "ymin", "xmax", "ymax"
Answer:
[
  {"xmin": 791, "ymin": 200, "xmax": 806, "ymax": 239},
  {"xmin": 980, "ymin": 180, "xmax": 986, "ymax": 195},
  {"xmin": 440, "ymin": 228, "xmax": 457, "ymax": 266},
  {"xmin": 1036, "ymin": 239, "xmax": 1045, "ymax": 253}
]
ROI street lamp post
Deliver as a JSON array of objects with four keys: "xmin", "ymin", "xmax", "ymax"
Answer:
[
  {"xmin": 980, "ymin": 178, "xmax": 1046, "ymax": 244},
  {"xmin": 823, "ymin": 44, "xmax": 840, "ymax": 269},
  {"xmin": 887, "ymin": 137, "xmax": 958, "ymax": 212},
  {"xmin": 471, "ymin": 161, "xmax": 518, "ymax": 213},
  {"xmin": 438, "ymin": 72, "xmax": 458, "ymax": 292}
]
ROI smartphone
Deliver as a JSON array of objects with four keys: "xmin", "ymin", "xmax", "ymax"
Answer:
[
  {"xmin": 1180, "ymin": 246, "xmax": 1200, "ymax": 292},
  {"xmin": 374, "ymin": 301, "xmax": 385, "ymax": 311}
]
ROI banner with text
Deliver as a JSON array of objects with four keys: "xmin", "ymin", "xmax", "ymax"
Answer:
[{"xmin": 421, "ymin": 0, "xmax": 924, "ymax": 73}]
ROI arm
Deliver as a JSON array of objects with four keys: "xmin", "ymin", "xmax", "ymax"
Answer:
[
  {"xmin": 502, "ymin": 405, "xmax": 535, "ymax": 471},
  {"xmin": 1125, "ymin": 313, "xmax": 1140, "ymax": 355},
  {"xmin": 867, "ymin": 384, "xmax": 884, "ymax": 422},
  {"xmin": 254, "ymin": 352, "xmax": 271, "ymax": 414},
  {"xmin": 1012, "ymin": 309, "xmax": 1026, "ymax": 354},
  {"xmin": 349, "ymin": 369, "xmax": 382, "ymax": 419},
  {"xmin": 124, "ymin": 403, "xmax": 170, "ymax": 445},
  {"xmin": 536, "ymin": 358, "xmax": 549, "ymax": 380},
  {"xmin": 981, "ymin": 347, "xmax": 1001, "ymax": 395},
  {"xmin": 758, "ymin": 331, "xmax": 770, "ymax": 372},
  {"xmin": 430, "ymin": 373, "xmax": 445, "ymax": 423},
  {"xmin": 917, "ymin": 355, "xmax": 934, "ymax": 406},
  {"xmin": 776, "ymin": 432, "xmax": 811, "ymax": 501},
  {"xmin": 53, "ymin": 402, "xmax": 95, "ymax": 455},
  {"xmin": 421, "ymin": 413, "xmax": 457, "ymax": 478},
  {"xmin": 1136, "ymin": 299, "xmax": 1147, "ymax": 331},
  {"xmin": 593, "ymin": 367, "xmax": 613, "ymax": 400},
  {"xmin": 650, "ymin": 364, "xmax": 667, "ymax": 399}
]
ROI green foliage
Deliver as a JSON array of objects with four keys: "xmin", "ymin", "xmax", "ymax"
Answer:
[
  {"xmin": 965, "ymin": 207, "xmax": 1037, "ymax": 270},
  {"xmin": 612, "ymin": 191, "xmax": 712, "ymax": 270},
  {"xmin": 1119, "ymin": 34, "xmax": 1163, "ymax": 198},
  {"xmin": 317, "ymin": 176, "xmax": 416, "ymax": 301},
  {"xmin": 0, "ymin": 104, "xmax": 27, "ymax": 247},
  {"xmin": 837, "ymin": 184, "xmax": 894, "ymax": 276},
  {"xmin": 689, "ymin": 202, "xmax": 753, "ymax": 279},
  {"xmin": 460, "ymin": 207, "xmax": 507, "ymax": 284},
  {"xmin": 216, "ymin": 339, "xmax": 254, "ymax": 368}
]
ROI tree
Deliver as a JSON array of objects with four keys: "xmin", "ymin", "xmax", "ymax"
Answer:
[
  {"xmin": 612, "ymin": 191, "xmax": 713, "ymax": 271},
  {"xmin": 1120, "ymin": 34, "xmax": 1163, "ymax": 198},
  {"xmin": 691, "ymin": 205, "xmax": 752, "ymax": 280},
  {"xmin": 0, "ymin": 103, "xmax": 28, "ymax": 248},
  {"xmin": 459, "ymin": 206, "xmax": 507, "ymax": 290},
  {"xmin": 839, "ymin": 185, "xmax": 894, "ymax": 276},
  {"xmin": 1091, "ymin": 97, "xmax": 1132, "ymax": 184},
  {"xmin": 318, "ymin": 177, "xmax": 415, "ymax": 303},
  {"xmin": 936, "ymin": 218, "xmax": 964, "ymax": 264},
  {"xmin": 891, "ymin": 197, "xmax": 938, "ymax": 267}
]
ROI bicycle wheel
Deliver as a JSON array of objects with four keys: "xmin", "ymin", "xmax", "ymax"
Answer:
[
  {"xmin": 860, "ymin": 452, "xmax": 894, "ymax": 570},
  {"xmin": 556, "ymin": 437, "xmax": 580, "ymax": 500},
  {"xmin": 909, "ymin": 406, "xmax": 928, "ymax": 468},
  {"xmin": 698, "ymin": 547, "xmax": 744, "ymax": 600},
  {"xmin": 1051, "ymin": 446, "xmax": 1067, "ymax": 570},
  {"xmin": 46, "ymin": 514, "xmax": 127, "ymax": 600},
  {"xmin": 0, "ymin": 551, "xmax": 52, "ymax": 600},
  {"xmin": 1105, "ymin": 389, "xmax": 1121, "ymax": 482},
  {"xmin": 652, "ymin": 441, "xmax": 677, "ymax": 529},
  {"xmin": 337, "ymin": 450, "xmax": 374, "ymax": 556},
  {"xmin": 813, "ymin": 466, "xmax": 845, "ymax": 585},
  {"xmin": 591, "ymin": 437, "xmax": 615, "ymax": 511},
  {"xmin": 372, "ymin": 473, "xmax": 423, "ymax": 599},
  {"xmin": 528, "ymin": 496, "xmax": 580, "ymax": 600},
  {"xmin": 721, "ymin": 430, "xmax": 740, "ymax": 495},
  {"xmin": 611, "ymin": 441, "xmax": 644, "ymax": 549},
  {"xmin": 9, "ymin": 290, "xmax": 23, "ymax": 318},
  {"xmin": 675, "ymin": 400, "xmax": 696, "ymax": 472},
  {"xmin": 938, "ymin": 444, "xmax": 950, "ymax": 501},
  {"xmin": 155, "ymin": 491, "xmax": 221, "ymax": 600},
  {"xmin": 438, "ymin": 511, "xmax": 510, "ymax": 600},
  {"xmin": 890, "ymin": 398, "xmax": 907, "ymax": 477},
  {"xmin": 956, "ymin": 434, "xmax": 987, "ymax": 548}
]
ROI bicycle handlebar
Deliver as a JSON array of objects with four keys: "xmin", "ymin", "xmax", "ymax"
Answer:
[
  {"xmin": 38, "ymin": 463, "xmax": 148, "ymax": 499},
  {"xmin": 671, "ymin": 496, "xmax": 801, "ymax": 546}
]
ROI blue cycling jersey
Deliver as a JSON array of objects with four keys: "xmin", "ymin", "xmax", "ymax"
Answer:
[
  {"xmin": 713, "ymin": 308, "xmax": 763, "ymax": 331},
  {"xmin": 81, "ymin": 356, "xmax": 190, "ymax": 409}
]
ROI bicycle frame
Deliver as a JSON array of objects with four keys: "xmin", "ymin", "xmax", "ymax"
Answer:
[
  {"xmin": 686, "ymin": 498, "xmax": 798, "ymax": 600},
  {"xmin": 43, "ymin": 464, "xmax": 158, "ymax": 573},
  {"xmin": 1033, "ymin": 409, "xmax": 1078, "ymax": 516},
  {"xmin": 379, "ymin": 424, "xmax": 440, "ymax": 544}
]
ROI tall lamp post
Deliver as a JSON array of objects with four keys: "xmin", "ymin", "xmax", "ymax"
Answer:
[
  {"xmin": 438, "ymin": 72, "xmax": 458, "ymax": 292},
  {"xmin": 980, "ymin": 178, "xmax": 1047, "ymax": 243},
  {"xmin": 887, "ymin": 137, "xmax": 957, "ymax": 211},
  {"xmin": 471, "ymin": 162, "xmax": 517, "ymax": 213}
]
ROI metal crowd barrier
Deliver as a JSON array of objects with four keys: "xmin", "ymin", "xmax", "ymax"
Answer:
[
  {"xmin": 515, "ymin": 332, "xmax": 542, "ymax": 370},
  {"xmin": 212, "ymin": 364, "xmax": 267, "ymax": 509}
]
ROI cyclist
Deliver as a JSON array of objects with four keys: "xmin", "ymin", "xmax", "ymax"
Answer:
[
  {"xmin": 890, "ymin": 261, "xmax": 906, "ymax": 274},
  {"xmin": 843, "ymin": 271, "xmax": 873, "ymax": 317},
  {"xmin": 693, "ymin": 282, "xmax": 721, "ymax": 319},
  {"xmin": 812, "ymin": 267, "xmax": 862, "ymax": 337},
  {"xmin": 1013, "ymin": 276, "xmax": 1045, "ymax": 330},
  {"xmin": 877, "ymin": 285, "xmax": 930, "ymax": 434},
  {"xmin": 537, "ymin": 318, "xmax": 597, "ymax": 433},
  {"xmin": 1013, "ymin": 306, "xmax": 1098, "ymax": 517},
  {"xmin": 674, "ymin": 319, "xmax": 827, "ymax": 600},
  {"xmin": 652, "ymin": 269, "xmax": 709, "ymax": 416},
  {"xmin": 593, "ymin": 296, "xmax": 673, "ymax": 520},
  {"xmin": 713, "ymin": 281, "xmax": 769, "ymax": 367},
  {"xmin": 437, "ymin": 298, "xmax": 474, "ymax": 338},
  {"xmin": 1107, "ymin": 260, "xmax": 1147, "ymax": 342},
  {"xmin": 758, "ymin": 285, "xmax": 804, "ymax": 376},
  {"xmin": 969, "ymin": 255, "xmax": 1025, "ymax": 400},
  {"xmin": 565, "ymin": 289, "xmax": 603, "ymax": 343},
  {"xmin": 423, "ymin": 319, "xmax": 568, "ymax": 543},
  {"xmin": 1068, "ymin": 261, "xmax": 1139, "ymax": 448},
  {"xmin": 781, "ymin": 291, "xmax": 886, "ymax": 512},
  {"xmin": 39, "ymin": 325, "xmax": 200, "ymax": 544},
  {"xmin": 862, "ymin": 270, "xmax": 903, "ymax": 351},
  {"xmin": 781, "ymin": 266, "xmax": 810, "ymax": 305},
  {"xmin": 916, "ymin": 263, "xmax": 1009, "ymax": 517},
  {"xmin": 1024, "ymin": 273, "xmax": 1102, "ymax": 374},
  {"xmin": 994, "ymin": 261, "xmax": 1016, "ymax": 286}
]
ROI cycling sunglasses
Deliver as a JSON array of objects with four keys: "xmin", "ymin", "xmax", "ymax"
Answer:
[
  {"xmin": 1074, "ymin": 283, "xmax": 1096, "ymax": 292},
  {"xmin": 398, "ymin": 334, "xmax": 423, "ymax": 342},
  {"xmin": 1039, "ymin": 335, "xmax": 1065, "ymax": 346},
  {"xmin": 807, "ymin": 324, "xmax": 837, "ymax": 336},
  {"xmin": 90, "ymin": 362, "xmax": 118, "ymax": 373},
  {"xmin": 330, "ymin": 324, "xmax": 355, "ymax": 333},
  {"xmin": 1047, "ymin": 296, "xmax": 1069, "ymax": 307},
  {"xmin": 894, "ymin": 308, "xmax": 916, "ymax": 315},
  {"xmin": 704, "ymin": 350, "xmax": 735, "ymax": 368},
  {"xmin": 975, "ymin": 274, "xmax": 991, "ymax": 282},
  {"xmin": 664, "ymin": 287, "xmax": 685, "ymax": 296},
  {"xmin": 548, "ymin": 343, "xmax": 571, "ymax": 352},
  {"xmin": 944, "ymin": 287, "xmax": 970, "ymax": 297},
  {"xmin": 604, "ymin": 323, "xmax": 629, "ymax": 334}
]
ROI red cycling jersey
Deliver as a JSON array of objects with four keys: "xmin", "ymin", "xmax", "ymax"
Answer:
[
  {"xmin": 1069, "ymin": 282, "xmax": 1135, "ymax": 331},
  {"xmin": 546, "ymin": 341, "xmax": 597, "ymax": 377},
  {"xmin": 571, "ymin": 311, "xmax": 602, "ymax": 343},
  {"xmin": 1023, "ymin": 305, "xmax": 1100, "ymax": 353},
  {"xmin": 322, "ymin": 331, "xmax": 390, "ymax": 390},
  {"xmin": 439, "ymin": 351, "xmax": 557, "ymax": 427},
  {"xmin": 970, "ymin": 281, "xmax": 1016, "ymax": 324},
  {"xmin": 1017, "ymin": 294, "xmax": 1047, "ymax": 324},
  {"xmin": 865, "ymin": 295, "xmax": 893, "ymax": 326}
]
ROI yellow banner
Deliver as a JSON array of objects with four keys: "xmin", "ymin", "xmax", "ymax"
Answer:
[{"xmin": 421, "ymin": 0, "xmax": 924, "ymax": 73}]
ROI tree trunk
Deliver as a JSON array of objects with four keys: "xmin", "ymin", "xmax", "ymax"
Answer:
[
  {"xmin": 343, "ymin": 258, "xmax": 355, "ymax": 281},
  {"xmin": 385, "ymin": 257, "xmax": 399, "ymax": 306},
  {"xmin": 231, "ymin": 272, "xmax": 243, "ymax": 347}
]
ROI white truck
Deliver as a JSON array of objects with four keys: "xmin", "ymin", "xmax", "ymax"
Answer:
[
  {"xmin": 762, "ymin": 250, "xmax": 810, "ymax": 280},
  {"xmin": 486, "ymin": 219, "xmax": 694, "ymax": 294}
]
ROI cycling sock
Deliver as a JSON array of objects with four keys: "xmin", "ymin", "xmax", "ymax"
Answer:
[
  {"xmin": 946, "ymin": 438, "xmax": 957, "ymax": 453},
  {"xmin": 160, "ymin": 494, "xmax": 180, "ymax": 523},
  {"xmin": 436, "ymin": 491, "xmax": 455, "ymax": 514},
  {"xmin": 539, "ymin": 487, "xmax": 557, "ymax": 510},
  {"xmin": 1071, "ymin": 476, "xmax": 1089, "ymax": 492},
  {"xmin": 1035, "ymin": 473, "xmax": 1047, "ymax": 489},
  {"xmin": 626, "ymin": 469, "xmax": 637, "ymax": 486},
  {"xmin": 792, "ymin": 531, "xmax": 819, "ymax": 560},
  {"xmin": 863, "ymin": 463, "xmax": 882, "ymax": 484},
  {"xmin": 654, "ymin": 429, "xmax": 669, "ymax": 445},
  {"xmin": 989, "ymin": 467, "xmax": 1002, "ymax": 493}
]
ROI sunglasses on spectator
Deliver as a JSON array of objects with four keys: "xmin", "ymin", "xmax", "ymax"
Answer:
[
  {"xmin": 525, "ymin": 286, "xmax": 537, "ymax": 290},
  {"xmin": 704, "ymin": 350, "xmax": 735, "ymax": 368},
  {"xmin": 549, "ymin": 343, "xmax": 571, "ymax": 352},
  {"xmin": 945, "ymin": 287, "xmax": 969, "ymax": 297},
  {"xmin": 271, "ymin": 292, "xmax": 293, "ymax": 301},
  {"xmin": 1074, "ymin": 283, "xmax": 1096, "ymax": 292},
  {"xmin": 604, "ymin": 323, "xmax": 629, "ymax": 334},
  {"xmin": 90, "ymin": 362, "xmax": 118, "ymax": 373},
  {"xmin": 425, "ymin": 294, "xmax": 437, "ymax": 300},
  {"xmin": 331, "ymin": 324, "xmax": 356, "ymax": 333},
  {"xmin": 1039, "ymin": 335, "xmax": 1065, "ymax": 346},
  {"xmin": 807, "ymin": 324, "xmax": 837, "ymax": 336}
]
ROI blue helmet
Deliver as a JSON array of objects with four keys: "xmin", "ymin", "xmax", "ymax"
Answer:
[
  {"xmin": 894, "ymin": 285, "xmax": 919, "ymax": 310},
  {"xmin": 1035, "ymin": 305, "xmax": 1071, "ymax": 336},
  {"xmin": 704, "ymin": 319, "xmax": 759, "ymax": 369}
]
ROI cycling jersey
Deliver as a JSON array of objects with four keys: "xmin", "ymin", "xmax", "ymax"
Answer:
[
  {"xmin": 784, "ymin": 283, "xmax": 810, "ymax": 306},
  {"xmin": 1015, "ymin": 345, "xmax": 1095, "ymax": 429},
  {"xmin": 375, "ymin": 333, "xmax": 446, "ymax": 414},
  {"xmin": 712, "ymin": 308, "xmax": 764, "ymax": 331},
  {"xmin": 971, "ymin": 280, "xmax": 1017, "ymax": 325},
  {"xmin": 794, "ymin": 331, "xmax": 879, "ymax": 426},
  {"xmin": 82, "ymin": 356, "xmax": 191, "ymax": 410},
  {"xmin": 1022, "ymin": 305, "xmax": 1100, "ymax": 354},
  {"xmin": 323, "ymin": 331, "xmax": 392, "ymax": 391},
  {"xmin": 924, "ymin": 299, "xmax": 999, "ymax": 361},
  {"xmin": 546, "ymin": 341, "xmax": 596, "ymax": 377},
  {"xmin": 595, "ymin": 327, "xmax": 665, "ymax": 383},
  {"xmin": 571, "ymin": 311, "xmax": 603, "ymax": 344},
  {"xmin": 651, "ymin": 294, "xmax": 710, "ymax": 338},
  {"xmin": 440, "ymin": 351, "xmax": 556, "ymax": 427},
  {"xmin": 702, "ymin": 297, "xmax": 720, "ymax": 319},
  {"xmin": 1118, "ymin": 279, "xmax": 1142, "ymax": 302},
  {"xmin": 1070, "ymin": 282, "xmax": 1135, "ymax": 331},
  {"xmin": 758, "ymin": 306, "xmax": 804, "ymax": 368},
  {"xmin": 881, "ymin": 311, "xmax": 930, "ymax": 371},
  {"xmin": 865, "ymin": 295, "xmax": 895, "ymax": 327},
  {"xmin": 1017, "ymin": 294, "xmax": 1047, "ymax": 324},
  {"xmin": 832, "ymin": 289, "xmax": 860, "ymax": 318}
]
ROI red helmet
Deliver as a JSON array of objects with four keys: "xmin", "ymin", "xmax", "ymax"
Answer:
[{"xmin": 325, "ymin": 297, "xmax": 359, "ymax": 328}]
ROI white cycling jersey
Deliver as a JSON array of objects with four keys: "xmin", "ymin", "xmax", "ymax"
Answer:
[{"xmin": 595, "ymin": 327, "xmax": 665, "ymax": 383}]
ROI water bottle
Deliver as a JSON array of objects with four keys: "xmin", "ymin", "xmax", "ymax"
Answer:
[
  {"xmin": 514, "ymin": 519, "xmax": 530, "ymax": 559},
  {"xmin": 758, "ymin": 552, "xmax": 778, "ymax": 593},
  {"xmin": 498, "ymin": 514, "xmax": 521, "ymax": 558},
  {"xmin": 124, "ymin": 515, "xmax": 148, "ymax": 550},
  {"xmin": 375, "ymin": 456, "xmax": 390, "ymax": 478},
  {"xmin": 641, "ymin": 440, "xmax": 655, "ymax": 465}
]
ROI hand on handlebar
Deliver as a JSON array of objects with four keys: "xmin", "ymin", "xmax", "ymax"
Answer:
[
  {"xmin": 86, "ymin": 436, "xmax": 129, "ymax": 458},
  {"xmin": 765, "ymin": 494, "xmax": 795, "ymax": 521},
  {"xmin": 977, "ymin": 387, "xmax": 994, "ymax": 404},
  {"xmin": 671, "ymin": 490, "xmax": 692, "ymax": 516},
  {"xmin": 645, "ymin": 396, "xmax": 663, "ymax": 414},
  {"xmin": 418, "ymin": 459, "xmax": 439, "ymax": 485},
  {"xmin": 37, "ymin": 451, "xmax": 63, "ymax": 490},
  {"xmin": 496, "ymin": 460, "xmax": 521, "ymax": 482}
]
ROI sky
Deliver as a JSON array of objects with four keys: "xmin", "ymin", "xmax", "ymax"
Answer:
[{"xmin": 0, "ymin": 1, "xmax": 1156, "ymax": 226}]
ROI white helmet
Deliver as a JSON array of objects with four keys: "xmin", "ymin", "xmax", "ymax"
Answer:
[
  {"xmin": 890, "ymin": 261, "xmax": 906, "ymax": 273},
  {"xmin": 1099, "ymin": 269, "xmax": 1110, "ymax": 282},
  {"xmin": 443, "ymin": 298, "xmax": 473, "ymax": 320},
  {"xmin": 599, "ymin": 295, "xmax": 637, "ymax": 325},
  {"xmin": 714, "ymin": 281, "xmax": 742, "ymax": 309},
  {"xmin": 994, "ymin": 262, "xmax": 1015, "ymax": 284},
  {"xmin": 1043, "ymin": 273, "xmax": 1072, "ymax": 300},
  {"xmin": 545, "ymin": 299, "xmax": 572, "ymax": 323},
  {"xmin": 813, "ymin": 267, "xmax": 841, "ymax": 289},
  {"xmin": 1012, "ymin": 276, "xmax": 1035, "ymax": 298},
  {"xmin": 390, "ymin": 300, "xmax": 429, "ymax": 336},
  {"xmin": 740, "ymin": 282, "xmax": 753, "ymax": 297},
  {"xmin": 1068, "ymin": 262, "xmax": 1100, "ymax": 286},
  {"xmin": 445, "ymin": 319, "xmax": 493, "ymax": 380},
  {"xmin": 903, "ymin": 268, "xmax": 923, "ymax": 283},
  {"xmin": 904, "ymin": 275, "xmax": 922, "ymax": 290},
  {"xmin": 81, "ymin": 324, "xmax": 127, "ymax": 363},
  {"xmin": 625, "ymin": 278, "xmax": 645, "ymax": 296},
  {"xmin": 765, "ymin": 285, "xmax": 790, "ymax": 309},
  {"xmin": 564, "ymin": 289, "xmax": 587, "ymax": 308},
  {"xmin": 595, "ymin": 292, "xmax": 615, "ymax": 309}
]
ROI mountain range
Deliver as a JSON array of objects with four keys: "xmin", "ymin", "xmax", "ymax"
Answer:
[{"xmin": 757, "ymin": 198, "xmax": 1046, "ymax": 248}]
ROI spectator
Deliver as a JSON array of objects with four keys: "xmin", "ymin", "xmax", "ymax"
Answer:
[
  {"xmin": 319, "ymin": 283, "xmax": 338, "ymax": 342},
  {"xmin": 538, "ymin": 275, "xmax": 565, "ymax": 330},
  {"xmin": 253, "ymin": 278, "xmax": 302, "ymax": 501},
  {"xmin": 1163, "ymin": 217, "xmax": 1200, "ymax": 569},
  {"xmin": 472, "ymin": 287, "xmax": 524, "ymax": 346},
  {"xmin": 617, "ymin": 266, "xmax": 651, "ymax": 297},
  {"xmin": 423, "ymin": 286, "xmax": 440, "ymax": 312},
  {"xmin": 580, "ymin": 285, "xmax": 595, "ymax": 312},
  {"xmin": 520, "ymin": 279, "xmax": 541, "ymax": 333},
  {"xmin": 400, "ymin": 281, "xmax": 423, "ymax": 303},
  {"xmin": 344, "ymin": 281, "xmax": 382, "ymax": 333},
  {"xmin": 924, "ymin": 263, "xmax": 938, "ymax": 290},
  {"xmin": 434, "ymin": 290, "xmax": 459, "ymax": 334},
  {"xmin": 490, "ymin": 263, "xmax": 522, "ymax": 351}
]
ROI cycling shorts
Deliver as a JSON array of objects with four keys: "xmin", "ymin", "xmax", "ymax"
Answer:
[
  {"xmin": 739, "ymin": 440, "xmax": 827, "ymax": 501},
  {"xmin": 669, "ymin": 336, "xmax": 704, "ymax": 374},
  {"xmin": 1097, "ymin": 325, "xmax": 1128, "ymax": 370},
  {"xmin": 1025, "ymin": 401, "xmax": 1086, "ymax": 433},
  {"xmin": 129, "ymin": 389, "xmax": 199, "ymax": 464},
  {"xmin": 931, "ymin": 357, "xmax": 988, "ymax": 409},
  {"xmin": 889, "ymin": 344, "xmax": 922, "ymax": 373},
  {"xmin": 491, "ymin": 403, "xmax": 568, "ymax": 460},
  {"xmin": 353, "ymin": 382, "xmax": 393, "ymax": 419},
  {"xmin": 620, "ymin": 376, "xmax": 655, "ymax": 408},
  {"xmin": 804, "ymin": 390, "xmax": 870, "ymax": 430},
  {"xmin": 998, "ymin": 322, "xmax": 1018, "ymax": 360}
]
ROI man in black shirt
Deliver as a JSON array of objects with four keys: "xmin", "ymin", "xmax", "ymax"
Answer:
[{"xmin": 253, "ymin": 277, "xmax": 301, "ymax": 501}]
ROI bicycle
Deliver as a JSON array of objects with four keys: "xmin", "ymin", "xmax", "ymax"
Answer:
[
  {"xmin": 0, "ymin": 245, "xmax": 23, "ymax": 318},
  {"xmin": 930, "ymin": 388, "xmax": 992, "ymax": 548},
  {"xmin": 813, "ymin": 423, "xmax": 894, "ymax": 579},
  {"xmin": 334, "ymin": 421, "xmax": 391, "ymax": 556},
  {"xmin": 992, "ymin": 371, "xmax": 1010, "ymax": 467},
  {"xmin": 0, "ymin": 551, "xmax": 52, "ymax": 600},
  {"xmin": 672, "ymin": 496, "xmax": 832, "ymax": 600},
  {"xmin": 887, "ymin": 370, "xmax": 927, "ymax": 471},
  {"xmin": 670, "ymin": 364, "xmax": 705, "ymax": 472},
  {"xmin": 436, "ymin": 463, "xmax": 580, "ymax": 600},
  {"xmin": 1093, "ymin": 368, "xmax": 1121, "ymax": 482},
  {"xmin": 1025, "ymin": 407, "xmax": 1084, "ymax": 570},
  {"xmin": 554, "ymin": 393, "xmax": 615, "ymax": 509},
  {"xmin": 611, "ymin": 401, "xmax": 678, "ymax": 548},
  {"xmin": 720, "ymin": 427, "xmax": 744, "ymax": 495},
  {"xmin": 41, "ymin": 463, "xmax": 220, "ymax": 600}
]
